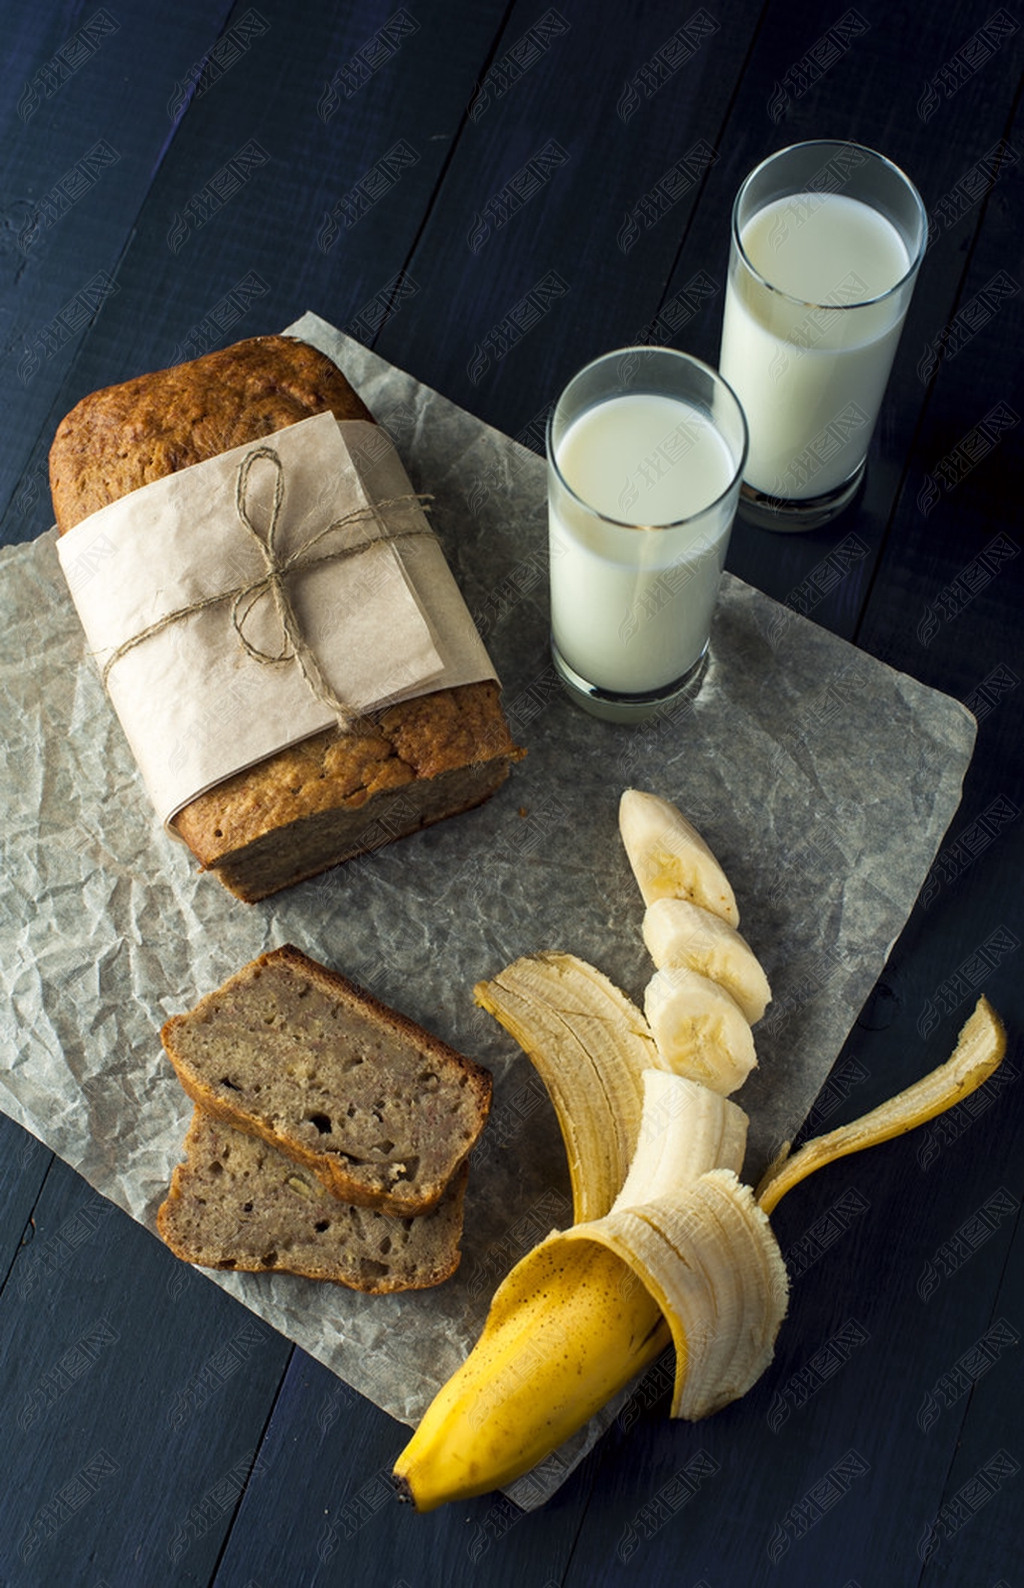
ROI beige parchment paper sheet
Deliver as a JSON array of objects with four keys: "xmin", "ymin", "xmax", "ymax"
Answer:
[
  {"xmin": 0, "ymin": 312, "xmax": 976, "ymax": 1508},
  {"xmin": 56, "ymin": 409, "xmax": 496, "ymax": 825}
]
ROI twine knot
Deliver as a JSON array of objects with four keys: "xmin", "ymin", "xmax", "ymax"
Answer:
[{"xmin": 100, "ymin": 442, "xmax": 435, "ymax": 732}]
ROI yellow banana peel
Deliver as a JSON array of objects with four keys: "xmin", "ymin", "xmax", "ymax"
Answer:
[
  {"xmin": 393, "ymin": 1235, "xmax": 668, "ymax": 1511},
  {"xmin": 756, "ymin": 996, "xmax": 1007, "ymax": 1214},
  {"xmin": 395, "ymin": 992, "xmax": 1008, "ymax": 1512},
  {"xmin": 473, "ymin": 952, "xmax": 665, "ymax": 1221}
]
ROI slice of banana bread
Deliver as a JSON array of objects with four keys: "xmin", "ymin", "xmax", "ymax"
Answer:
[
  {"xmin": 161, "ymin": 945, "xmax": 492, "ymax": 1215},
  {"xmin": 157, "ymin": 1110, "xmax": 468, "ymax": 1293}
]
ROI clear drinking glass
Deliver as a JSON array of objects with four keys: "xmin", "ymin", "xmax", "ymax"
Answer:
[
  {"xmin": 547, "ymin": 347, "xmax": 747, "ymax": 723},
  {"xmin": 719, "ymin": 140, "xmax": 927, "ymax": 531}
]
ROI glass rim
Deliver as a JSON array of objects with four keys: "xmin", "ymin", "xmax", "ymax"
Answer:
[
  {"xmin": 546, "ymin": 345, "xmax": 749, "ymax": 531},
  {"xmin": 731, "ymin": 139, "xmax": 928, "ymax": 311}
]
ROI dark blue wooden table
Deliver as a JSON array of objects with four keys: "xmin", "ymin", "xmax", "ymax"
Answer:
[{"xmin": 2, "ymin": 3, "xmax": 1022, "ymax": 1584}]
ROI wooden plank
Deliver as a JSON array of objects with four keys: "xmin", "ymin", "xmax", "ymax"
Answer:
[
  {"xmin": 0, "ymin": 1, "xmax": 232, "ymax": 541},
  {"xmin": 373, "ymin": 0, "xmax": 757, "ymax": 440},
  {"xmin": 854, "ymin": 100, "xmax": 1023, "ymax": 701},
  {"xmin": 857, "ymin": 83, "xmax": 1024, "ymax": 1586},
  {"xmin": 0, "ymin": 1115, "xmax": 51, "ymax": 1289},
  {"xmin": 210, "ymin": 1349, "xmax": 592, "ymax": 1586},
  {"xmin": 0, "ymin": 0, "xmax": 513, "ymax": 552},
  {"xmin": 918, "ymin": 1192, "xmax": 1024, "ymax": 1583},
  {"xmin": 847, "ymin": 74, "xmax": 1023, "ymax": 1131},
  {"xmin": 0, "ymin": 1154, "xmax": 292, "ymax": 1586},
  {"xmin": 762, "ymin": 1080, "xmax": 1020, "ymax": 1584}
]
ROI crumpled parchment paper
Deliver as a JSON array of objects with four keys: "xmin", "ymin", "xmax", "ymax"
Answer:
[{"xmin": 0, "ymin": 311, "xmax": 975, "ymax": 1509}]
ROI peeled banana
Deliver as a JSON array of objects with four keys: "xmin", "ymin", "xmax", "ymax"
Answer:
[
  {"xmin": 473, "ymin": 952, "xmax": 665, "ymax": 1221},
  {"xmin": 393, "ymin": 1070, "xmax": 763, "ymax": 1510},
  {"xmin": 619, "ymin": 788, "xmax": 739, "ymax": 924},
  {"xmin": 395, "ymin": 996, "xmax": 1006, "ymax": 1511},
  {"xmin": 615, "ymin": 1070, "xmax": 748, "ymax": 1206},
  {"xmin": 394, "ymin": 782, "xmax": 1010, "ymax": 1516}
]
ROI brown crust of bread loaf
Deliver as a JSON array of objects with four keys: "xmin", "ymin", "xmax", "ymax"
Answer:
[
  {"xmin": 49, "ymin": 335, "xmax": 373, "ymax": 532},
  {"xmin": 48, "ymin": 335, "xmax": 522, "ymax": 900},
  {"xmin": 157, "ymin": 1109, "xmax": 469, "ymax": 1293},
  {"xmin": 160, "ymin": 945, "xmax": 492, "ymax": 1216},
  {"xmin": 174, "ymin": 679, "xmax": 517, "ymax": 901}
]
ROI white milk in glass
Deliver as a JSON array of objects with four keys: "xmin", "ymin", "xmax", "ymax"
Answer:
[
  {"xmin": 720, "ymin": 191, "xmax": 910, "ymax": 498},
  {"xmin": 549, "ymin": 393, "xmax": 737, "ymax": 693}
]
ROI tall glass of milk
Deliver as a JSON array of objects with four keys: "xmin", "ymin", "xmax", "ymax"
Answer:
[
  {"xmin": 547, "ymin": 347, "xmax": 747, "ymax": 722},
  {"xmin": 719, "ymin": 141, "xmax": 926, "ymax": 530}
]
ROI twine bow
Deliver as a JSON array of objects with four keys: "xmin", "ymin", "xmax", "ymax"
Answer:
[{"xmin": 99, "ymin": 443, "xmax": 435, "ymax": 731}]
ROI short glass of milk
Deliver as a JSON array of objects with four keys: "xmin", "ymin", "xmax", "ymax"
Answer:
[
  {"xmin": 719, "ymin": 140, "xmax": 927, "ymax": 531},
  {"xmin": 547, "ymin": 347, "xmax": 747, "ymax": 722}
]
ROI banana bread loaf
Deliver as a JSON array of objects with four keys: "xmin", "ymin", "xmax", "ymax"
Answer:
[
  {"xmin": 158, "ymin": 1109, "xmax": 469, "ymax": 1292},
  {"xmin": 49, "ymin": 334, "xmax": 521, "ymax": 901},
  {"xmin": 161, "ymin": 945, "xmax": 492, "ymax": 1216}
]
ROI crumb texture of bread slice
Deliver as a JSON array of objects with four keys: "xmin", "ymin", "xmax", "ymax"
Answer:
[
  {"xmin": 157, "ymin": 1110, "xmax": 468, "ymax": 1292},
  {"xmin": 161, "ymin": 945, "xmax": 492, "ymax": 1215}
]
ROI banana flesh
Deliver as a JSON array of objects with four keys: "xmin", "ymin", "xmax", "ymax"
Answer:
[
  {"xmin": 615, "ymin": 1070, "xmax": 748, "ymax": 1206},
  {"xmin": 474, "ymin": 952, "xmax": 666, "ymax": 1221},
  {"xmin": 643, "ymin": 896, "xmax": 772, "ymax": 1023},
  {"xmin": 644, "ymin": 966, "xmax": 757, "ymax": 1095},
  {"xmin": 619, "ymin": 788, "xmax": 739, "ymax": 924}
]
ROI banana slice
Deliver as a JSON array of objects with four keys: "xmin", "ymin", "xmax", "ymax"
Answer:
[
  {"xmin": 643, "ymin": 897, "xmax": 772, "ymax": 1022},
  {"xmin": 644, "ymin": 966, "xmax": 757, "ymax": 1095},
  {"xmin": 474, "ymin": 953, "xmax": 666, "ymax": 1221},
  {"xmin": 614, "ymin": 1070, "xmax": 748, "ymax": 1206},
  {"xmin": 619, "ymin": 789, "xmax": 739, "ymax": 924}
]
